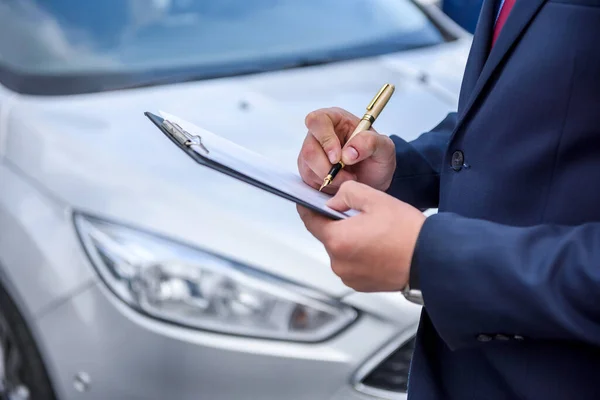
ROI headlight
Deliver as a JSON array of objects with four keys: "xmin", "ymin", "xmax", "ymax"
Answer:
[{"xmin": 74, "ymin": 214, "xmax": 357, "ymax": 342}]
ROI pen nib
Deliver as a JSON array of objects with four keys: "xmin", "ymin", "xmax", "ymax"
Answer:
[{"xmin": 319, "ymin": 176, "xmax": 332, "ymax": 192}]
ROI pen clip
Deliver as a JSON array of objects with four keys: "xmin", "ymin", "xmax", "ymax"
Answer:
[
  {"xmin": 367, "ymin": 83, "xmax": 391, "ymax": 111},
  {"xmin": 162, "ymin": 119, "xmax": 209, "ymax": 154}
]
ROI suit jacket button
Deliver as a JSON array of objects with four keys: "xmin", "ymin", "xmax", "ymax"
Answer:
[
  {"xmin": 514, "ymin": 335, "xmax": 525, "ymax": 341},
  {"xmin": 477, "ymin": 334, "xmax": 492, "ymax": 342},
  {"xmin": 451, "ymin": 150, "xmax": 464, "ymax": 171},
  {"xmin": 495, "ymin": 334, "xmax": 510, "ymax": 341}
]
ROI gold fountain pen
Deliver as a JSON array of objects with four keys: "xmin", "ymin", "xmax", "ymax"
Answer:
[{"xmin": 319, "ymin": 83, "xmax": 395, "ymax": 191}]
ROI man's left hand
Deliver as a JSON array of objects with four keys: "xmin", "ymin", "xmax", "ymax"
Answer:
[{"xmin": 297, "ymin": 181, "xmax": 426, "ymax": 292}]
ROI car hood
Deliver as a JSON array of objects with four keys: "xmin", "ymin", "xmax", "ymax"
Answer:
[{"xmin": 4, "ymin": 40, "xmax": 469, "ymax": 298}]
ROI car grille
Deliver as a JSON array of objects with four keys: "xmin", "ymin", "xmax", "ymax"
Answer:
[{"xmin": 360, "ymin": 336, "xmax": 416, "ymax": 393}]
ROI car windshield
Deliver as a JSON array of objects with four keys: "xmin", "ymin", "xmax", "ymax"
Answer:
[{"xmin": 0, "ymin": 0, "xmax": 445, "ymax": 95}]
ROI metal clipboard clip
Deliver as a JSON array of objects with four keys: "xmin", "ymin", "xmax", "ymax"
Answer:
[{"xmin": 162, "ymin": 119, "xmax": 209, "ymax": 154}]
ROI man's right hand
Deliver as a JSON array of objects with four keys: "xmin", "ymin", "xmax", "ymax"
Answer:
[{"xmin": 298, "ymin": 107, "xmax": 397, "ymax": 194}]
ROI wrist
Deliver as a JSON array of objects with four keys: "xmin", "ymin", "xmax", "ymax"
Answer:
[
  {"xmin": 402, "ymin": 261, "xmax": 423, "ymax": 304},
  {"xmin": 402, "ymin": 214, "xmax": 426, "ymax": 305}
]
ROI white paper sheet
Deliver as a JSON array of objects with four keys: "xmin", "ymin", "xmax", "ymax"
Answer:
[{"xmin": 159, "ymin": 111, "xmax": 359, "ymax": 220}]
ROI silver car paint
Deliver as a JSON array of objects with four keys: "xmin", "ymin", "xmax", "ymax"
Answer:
[{"xmin": 0, "ymin": 36, "xmax": 469, "ymax": 399}]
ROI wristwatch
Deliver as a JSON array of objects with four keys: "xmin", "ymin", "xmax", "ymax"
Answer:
[{"xmin": 402, "ymin": 283, "xmax": 423, "ymax": 305}]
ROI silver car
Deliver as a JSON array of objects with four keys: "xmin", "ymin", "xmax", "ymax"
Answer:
[{"xmin": 0, "ymin": 1, "xmax": 469, "ymax": 399}]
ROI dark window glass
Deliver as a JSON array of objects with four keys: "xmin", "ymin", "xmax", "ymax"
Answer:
[{"xmin": 0, "ymin": 0, "xmax": 445, "ymax": 94}]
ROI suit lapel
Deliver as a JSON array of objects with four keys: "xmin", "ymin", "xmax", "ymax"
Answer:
[
  {"xmin": 457, "ymin": 0, "xmax": 497, "ymax": 106},
  {"xmin": 454, "ymin": 0, "xmax": 548, "ymax": 134}
]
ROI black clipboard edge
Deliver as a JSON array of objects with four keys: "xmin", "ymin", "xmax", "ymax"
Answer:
[{"xmin": 144, "ymin": 112, "xmax": 343, "ymax": 220}]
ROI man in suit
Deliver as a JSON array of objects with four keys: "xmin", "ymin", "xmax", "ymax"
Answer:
[{"xmin": 296, "ymin": 0, "xmax": 600, "ymax": 398}]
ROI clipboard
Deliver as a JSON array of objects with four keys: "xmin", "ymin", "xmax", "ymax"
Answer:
[{"xmin": 145, "ymin": 112, "xmax": 357, "ymax": 220}]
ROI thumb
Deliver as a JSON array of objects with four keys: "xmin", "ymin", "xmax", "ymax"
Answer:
[
  {"xmin": 326, "ymin": 181, "xmax": 375, "ymax": 212},
  {"xmin": 341, "ymin": 131, "xmax": 390, "ymax": 166}
]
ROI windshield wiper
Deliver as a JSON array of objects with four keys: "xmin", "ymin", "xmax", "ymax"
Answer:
[{"xmin": 115, "ymin": 57, "xmax": 341, "ymax": 91}]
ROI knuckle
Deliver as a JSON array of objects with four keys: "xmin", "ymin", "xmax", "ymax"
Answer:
[
  {"xmin": 298, "ymin": 161, "xmax": 311, "ymax": 180},
  {"xmin": 340, "ymin": 276, "xmax": 359, "ymax": 290},
  {"xmin": 297, "ymin": 146, "xmax": 306, "ymax": 166},
  {"xmin": 309, "ymin": 130, "xmax": 337, "ymax": 151},
  {"xmin": 304, "ymin": 110, "xmax": 322, "ymax": 127},
  {"xmin": 297, "ymin": 207, "xmax": 309, "ymax": 223},
  {"xmin": 381, "ymin": 134, "xmax": 394, "ymax": 150},
  {"xmin": 297, "ymin": 157, "xmax": 304, "ymax": 173},
  {"xmin": 301, "ymin": 140, "xmax": 317, "ymax": 160},
  {"xmin": 330, "ymin": 261, "xmax": 345, "ymax": 278},
  {"xmin": 319, "ymin": 134, "xmax": 336, "ymax": 149},
  {"xmin": 329, "ymin": 106, "xmax": 349, "ymax": 119},
  {"xmin": 326, "ymin": 235, "xmax": 348, "ymax": 255},
  {"xmin": 372, "ymin": 133, "xmax": 392, "ymax": 158},
  {"xmin": 329, "ymin": 106, "xmax": 345, "ymax": 117},
  {"xmin": 340, "ymin": 115, "xmax": 358, "ymax": 131}
]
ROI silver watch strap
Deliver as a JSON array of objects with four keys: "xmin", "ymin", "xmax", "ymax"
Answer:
[{"xmin": 402, "ymin": 284, "xmax": 424, "ymax": 305}]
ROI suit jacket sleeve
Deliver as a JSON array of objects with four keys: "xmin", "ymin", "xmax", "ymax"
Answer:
[
  {"xmin": 385, "ymin": 112, "xmax": 457, "ymax": 209},
  {"xmin": 412, "ymin": 212, "xmax": 600, "ymax": 350}
]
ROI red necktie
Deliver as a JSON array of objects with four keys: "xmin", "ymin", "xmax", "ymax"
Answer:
[{"xmin": 491, "ymin": 0, "xmax": 516, "ymax": 47}]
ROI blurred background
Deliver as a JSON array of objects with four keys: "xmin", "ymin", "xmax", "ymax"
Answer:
[{"xmin": 0, "ymin": 1, "xmax": 481, "ymax": 399}]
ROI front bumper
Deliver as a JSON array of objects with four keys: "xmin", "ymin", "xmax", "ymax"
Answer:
[{"xmin": 35, "ymin": 281, "xmax": 413, "ymax": 400}]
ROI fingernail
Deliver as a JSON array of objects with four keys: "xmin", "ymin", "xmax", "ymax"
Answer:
[
  {"xmin": 343, "ymin": 146, "xmax": 359, "ymax": 162},
  {"xmin": 327, "ymin": 150, "xmax": 338, "ymax": 164}
]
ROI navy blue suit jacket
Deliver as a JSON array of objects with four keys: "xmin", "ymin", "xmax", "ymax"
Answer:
[{"xmin": 387, "ymin": 0, "xmax": 600, "ymax": 398}]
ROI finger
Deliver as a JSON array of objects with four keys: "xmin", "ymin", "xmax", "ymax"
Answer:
[
  {"xmin": 326, "ymin": 181, "xmax": 377, "ymax": 212},
  {"xmin": 305, "ymin": 159, "xmax": 356, "ymax": 193},
  {"xmin": 299, "ymin": 158, "xmax": 354, "ymax": 195},
  {"xmin": 300, "ymin": 134, "xmax": 338, "ymax": 178},
  {"xmin": 320, "ymin": 169, "xmax": 356, "ymax": 193},
  {"xmin": 300, "ymin": 135, "xmax": 356, "ymax": 188},
  {"xmin": 305, "ymin": 109, "xmax": 347, "ymax": 163},
  {"xmin": 341, "ymin": 131, "xmax": 390, "ymax": 166},
  {"xmin": 296, "ymin": 204, "xmax": 335, "ymax": 243},
  {"xmin": 305, "ymin": 107, "xmax": 361, "ymax": 139},
  {"xmin": 319, "ymin": 181, "xmax": 339, "ymax": 196},
  {"xmin": 298, "ymin": 157, "xmax": 322, "ymax": 189}
]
